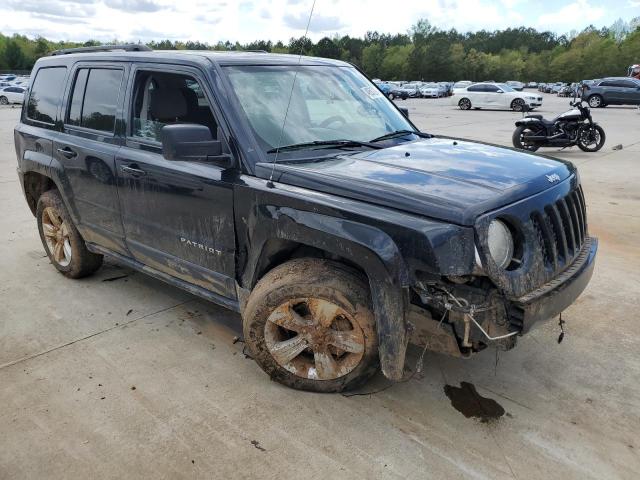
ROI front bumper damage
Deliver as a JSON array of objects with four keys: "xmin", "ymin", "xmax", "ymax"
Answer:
[{"xmin": 409, "ymin": 237, "xmax": 597, "ymax": 357}]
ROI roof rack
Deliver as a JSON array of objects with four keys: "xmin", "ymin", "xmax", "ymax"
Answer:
[{"xmin": 50, "ymin": 44, "xmax": 152, "ymax": 56}]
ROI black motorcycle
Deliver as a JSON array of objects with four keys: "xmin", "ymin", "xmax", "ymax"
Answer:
[{"xmin": 512, "ymin": 97, "xmax": 605, "ymax": 153}]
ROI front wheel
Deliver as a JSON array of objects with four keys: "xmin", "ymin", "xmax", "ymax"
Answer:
[
  {"xmin": 243, "ymin": 258, "xmax": 379, "ymax": 392},
  {"xmin": 577, "ymin": 125, "xmax": 606, "ymax": 152},
  {"xmin": 588, "ymin": 95, "xmax": 603, "ymax": 108},
  {"xmin": 511, "ymin": 98, "xmax": 526, "ymax": 112},
  {"xmin": 0, "ymin": 96, "xmax": 8, "ymax": 105},
  {"xmin": 512, "ymin": 125, "xmax": 540, "ymax": 152}
]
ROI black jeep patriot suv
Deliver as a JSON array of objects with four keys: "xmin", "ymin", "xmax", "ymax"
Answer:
[{"xmin": 15, "ymin": 45, "xmax": 597, "ymax": 392}]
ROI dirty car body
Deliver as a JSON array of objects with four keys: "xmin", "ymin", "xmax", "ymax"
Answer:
[{"xmin": 14, "ymin": 49, "xmax": 597, "ymax": 389}]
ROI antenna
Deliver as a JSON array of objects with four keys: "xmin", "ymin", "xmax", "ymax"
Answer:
[{"xmin": 267, "ymin": 0, "xmax": 316, "ymax": 188}]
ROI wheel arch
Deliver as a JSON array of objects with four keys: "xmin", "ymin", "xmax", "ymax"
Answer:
[
  {"xmin": 240, "ymin": 207, "xmax": 411, "ymax": 381},
  {"xmin": 23, "ymin": 171, "xmax": 56, "ymax": 216}
]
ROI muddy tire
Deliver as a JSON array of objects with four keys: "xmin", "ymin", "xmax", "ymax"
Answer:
[
  {"xmin": 243, "ymin": 258, "xmax": 379, "ymax": 392},
  {"xmin": 36, "ymin": 189, "xmax": 103, "ymax": 278}
]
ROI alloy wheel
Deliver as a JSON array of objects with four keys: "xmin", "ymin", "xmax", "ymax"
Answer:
[
  {"xmin": 588, "ymin": 96, "xmax": 601, "ymax": 108},
  {"xmin": 42, "ymin": 206, "xmax": 72, "ymax": 267},
  {"xmin": 264, "ymin": 297, "xmax": 366, "ymax": 380}
]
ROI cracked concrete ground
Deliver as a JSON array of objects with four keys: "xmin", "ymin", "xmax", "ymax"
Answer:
[{"xmin": 1, "ymin": 95, "xmax": 639, "ymax": 479}]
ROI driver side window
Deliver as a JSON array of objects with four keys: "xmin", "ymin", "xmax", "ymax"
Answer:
[{"xmin": 130, "ymin": 70, "xmax": 218, "ymax": 143}]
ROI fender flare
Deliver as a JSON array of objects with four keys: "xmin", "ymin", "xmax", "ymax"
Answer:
[{"xmin": 242, "ymin": 205, "xmax": 411, "ymax": 381}]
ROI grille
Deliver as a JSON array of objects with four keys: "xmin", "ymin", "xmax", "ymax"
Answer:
[{"xmin": 530, "ymin": 185, "xmax": 587, "ymax": 275}]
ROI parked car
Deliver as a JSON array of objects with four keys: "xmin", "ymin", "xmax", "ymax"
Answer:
[
  {"xmin": 396, "ymin": 83, "xmax": 422, "ymax": 98},
  {"xmin": 453, "ymin": 80, "xmax": 472, "ymax": 92},
  {"xmin": 420, "ymin": 82, "xmax": 442, "ymax": 98},
  {"xmin": 15, "ymin": 46, "xmax": 596, "ymax": 393},
  {"xmin": 388, "ymin": 84, "xmax": 409, "ymax": 100},
  {"xmin": 452, "ymin": 82, "xmax": 543, "ymax": 111},
  {"xmin": 0, "ymin": 86, "xmax": 26, "ymax": 105},
  {"xmin": 506, "ymin": 81, "xmax": 524, "ymax": 91},
  {"xmin": 526, "ymin": 82, "xmax": 538, "ymax": 88},
  {"xmin": 582, "ymin": 77, "xmax": 640, "ymax": 107},
  {"xmin": 557, "ymin": 85, "xmax": 573, "ymax": 97}
]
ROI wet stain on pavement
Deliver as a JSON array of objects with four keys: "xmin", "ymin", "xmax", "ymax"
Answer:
[{"xmin": 444, "ymin": 382, "xmax": 505, "ymax": 423}]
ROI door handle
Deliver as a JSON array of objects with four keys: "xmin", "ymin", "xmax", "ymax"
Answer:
[
  {"xmin": 56, "ymin": 147, "xmax": 77, "ymax": 159},
  {"xmin": 120, "ymin": 164, "xmax": 147, "ymax": 177}
]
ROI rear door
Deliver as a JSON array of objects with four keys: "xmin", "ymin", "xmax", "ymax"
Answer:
[
  {"xmin": 115, "ymin": 64, "xmax": 237, "ymax": 300},
  {"xmin": 482, "ymin": 84, "xmax": 501, "ymax": 108},
  {"xmin": 466, "ymin": 84, "xmax": 484, "ymax": 106},
  {"xmin": 53, "ymin": 64, "xmax": 129, "ymax": 254},
  {"xmin": 598, "ymin": 80, "xmax": 624, "ymax": 103}
]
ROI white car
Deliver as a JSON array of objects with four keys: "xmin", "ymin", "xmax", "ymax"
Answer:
[
  {"xmin": 452, "ymin": 83, "xmax": 543, "ymax": 111},
  {"xmin": 0, "ymin": 86, "xmax": 26, "ymax": 105},
  {"xmin": 420, "ymin": 83, "xmax": 441, "ymax": 98}
]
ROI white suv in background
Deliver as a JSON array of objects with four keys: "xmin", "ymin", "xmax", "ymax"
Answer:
[{"xmin": 453, "ymin": 83, "xmax": 543, "ymax": 111}]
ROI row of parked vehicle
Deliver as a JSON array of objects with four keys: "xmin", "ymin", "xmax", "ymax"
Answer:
[
  {"xmin": 537, "ymin": 78, "xmax": 640, "ymax": 107},
  {"xmin": 0, "ymin": 73, "xmax": 30, "ymax": 105},
  {"xmin": 373, "ymin": 80, "xmax": 454, "ymax": 100}
]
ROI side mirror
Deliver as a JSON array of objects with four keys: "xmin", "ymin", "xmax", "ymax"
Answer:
[
  {"xmin": 398, "ymin": 107, "xmax": 409, "ymax": 118},
  {"xmin": 161, "ymin": 124, "xmax": 233, "ymax": 167},
  {"xmin": 496, "ymin": 89, "xmax": 504, "ymax": 93}
]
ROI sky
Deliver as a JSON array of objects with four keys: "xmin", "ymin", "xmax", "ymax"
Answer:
[{"xmin": 0, "ymin": 0, "xmax": 639, "ymax": 44}]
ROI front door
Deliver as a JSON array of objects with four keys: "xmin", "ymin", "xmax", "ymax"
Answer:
[{"xmin": 115, "ymin": 65, "xmax": 237, "ymax": 300}]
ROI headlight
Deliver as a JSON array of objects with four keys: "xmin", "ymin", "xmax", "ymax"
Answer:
[{"xmin": 487, "ymin": 219, "xmax": 514, "ymax": 269}]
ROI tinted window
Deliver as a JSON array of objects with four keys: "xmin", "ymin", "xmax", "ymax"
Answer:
[
  {"xmin": 484, "ymin": 84, "xmax": 500, "ymax": 92},
  {"xmin": 26, "ymin": 67, "xmax": 67, "ymax": 124},
  {"xmin": 67, "ymin": 69, "xmax": 89, "ymax": 127},
  {"xmin": 467, "ymin": 85, "xmax": 483, "ymax": 92},
  {"xmin": 81, "ymin": 69, "xmax": 123, "ymax": 132},
  {"xmin": 619, "ymin": 80, "xmax": 637, "ymax": 88}
]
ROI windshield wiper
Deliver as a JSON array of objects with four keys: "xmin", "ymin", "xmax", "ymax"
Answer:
[
  {"xmin": 370, "ymin": 130, "xmax": 431, "ymax": 143},
  {"xmin": 267, "ymin": 139, "xmax": 383, "ymax": 154}
]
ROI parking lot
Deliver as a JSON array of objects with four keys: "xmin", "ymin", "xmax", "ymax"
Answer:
[{"xmin": 1, "ymin": 93, "xmax": 639, "ymax": 479}]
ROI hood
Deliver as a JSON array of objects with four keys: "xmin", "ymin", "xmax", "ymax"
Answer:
[{"xmin": 257, "ymin": 137, "xmax": 575, "ymax": 225}]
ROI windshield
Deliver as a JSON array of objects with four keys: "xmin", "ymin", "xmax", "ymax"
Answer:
[
  {"xmin": 497, "ymin": 83, "xmax": 516, "ymax": 92},
  {"xmin": 224, "ymin": 65, "xmax": 413, "ymax": 155}
]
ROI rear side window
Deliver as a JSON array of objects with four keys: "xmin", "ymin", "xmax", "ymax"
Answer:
[
  {"xmin": 26, "ymin": 67, "xmax": 67, "ymax": 125},
  {"xmin": 67, "ymin": 68, "xmax": 124, "ymax": 133},
  {"xmin": 467, "ymin": 85, "xmax": 482, "ymax": 92}
]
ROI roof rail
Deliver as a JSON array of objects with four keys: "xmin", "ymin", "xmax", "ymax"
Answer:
[{"xmin": 50, "ymin": 44, "xmax": 152, "ymax": 56}]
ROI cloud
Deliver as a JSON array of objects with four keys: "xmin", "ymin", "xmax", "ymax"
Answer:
[
  {"xmin": 283, "ymin": 12, "xmax": 347, "ymax": 32},
  {"xmin": 537, "ymin": 0, "xmax": 605, "ymax": 29},
  {"xmin": 4, "ymin": 0, "xmax": 96, "ymax": 18},
  {"xmin": 104, "ymin": 0, "xmax": 164, "ymax": 13}
]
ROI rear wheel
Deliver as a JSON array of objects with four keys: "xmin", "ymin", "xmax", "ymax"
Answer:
[
  {"xmin": 36, "ymin": 190, "xmax": 103, "ymax": 278},
  {"xmin": 512, "ymin": 125, "xmax": 540, "ymax": 152},
  {"xmin": 243, "ymin": 258, "xmax": 379, "ymax": 392},
  {"xmin": 0, "ymin": 96, "xmax": 8, "ymax": 105},
  {"xmin": 577, "ymin": 125, "xmax": 606, "ymax": 152},
  {"xmin": 388, "ymin": 93, "xmax": 395, "ymax": 100},
  {"xmin": 588, "ymin": 95, "xmax": 603, "ymax": 108},
  {"xmin": 458, "ymin": 98, "xmax": 471, "ymax": 110}
]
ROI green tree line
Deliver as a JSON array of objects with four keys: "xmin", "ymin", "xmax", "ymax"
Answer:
[{"xmin": 1, "ymin": 17, "xmax": 639, "ymax": 81}]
